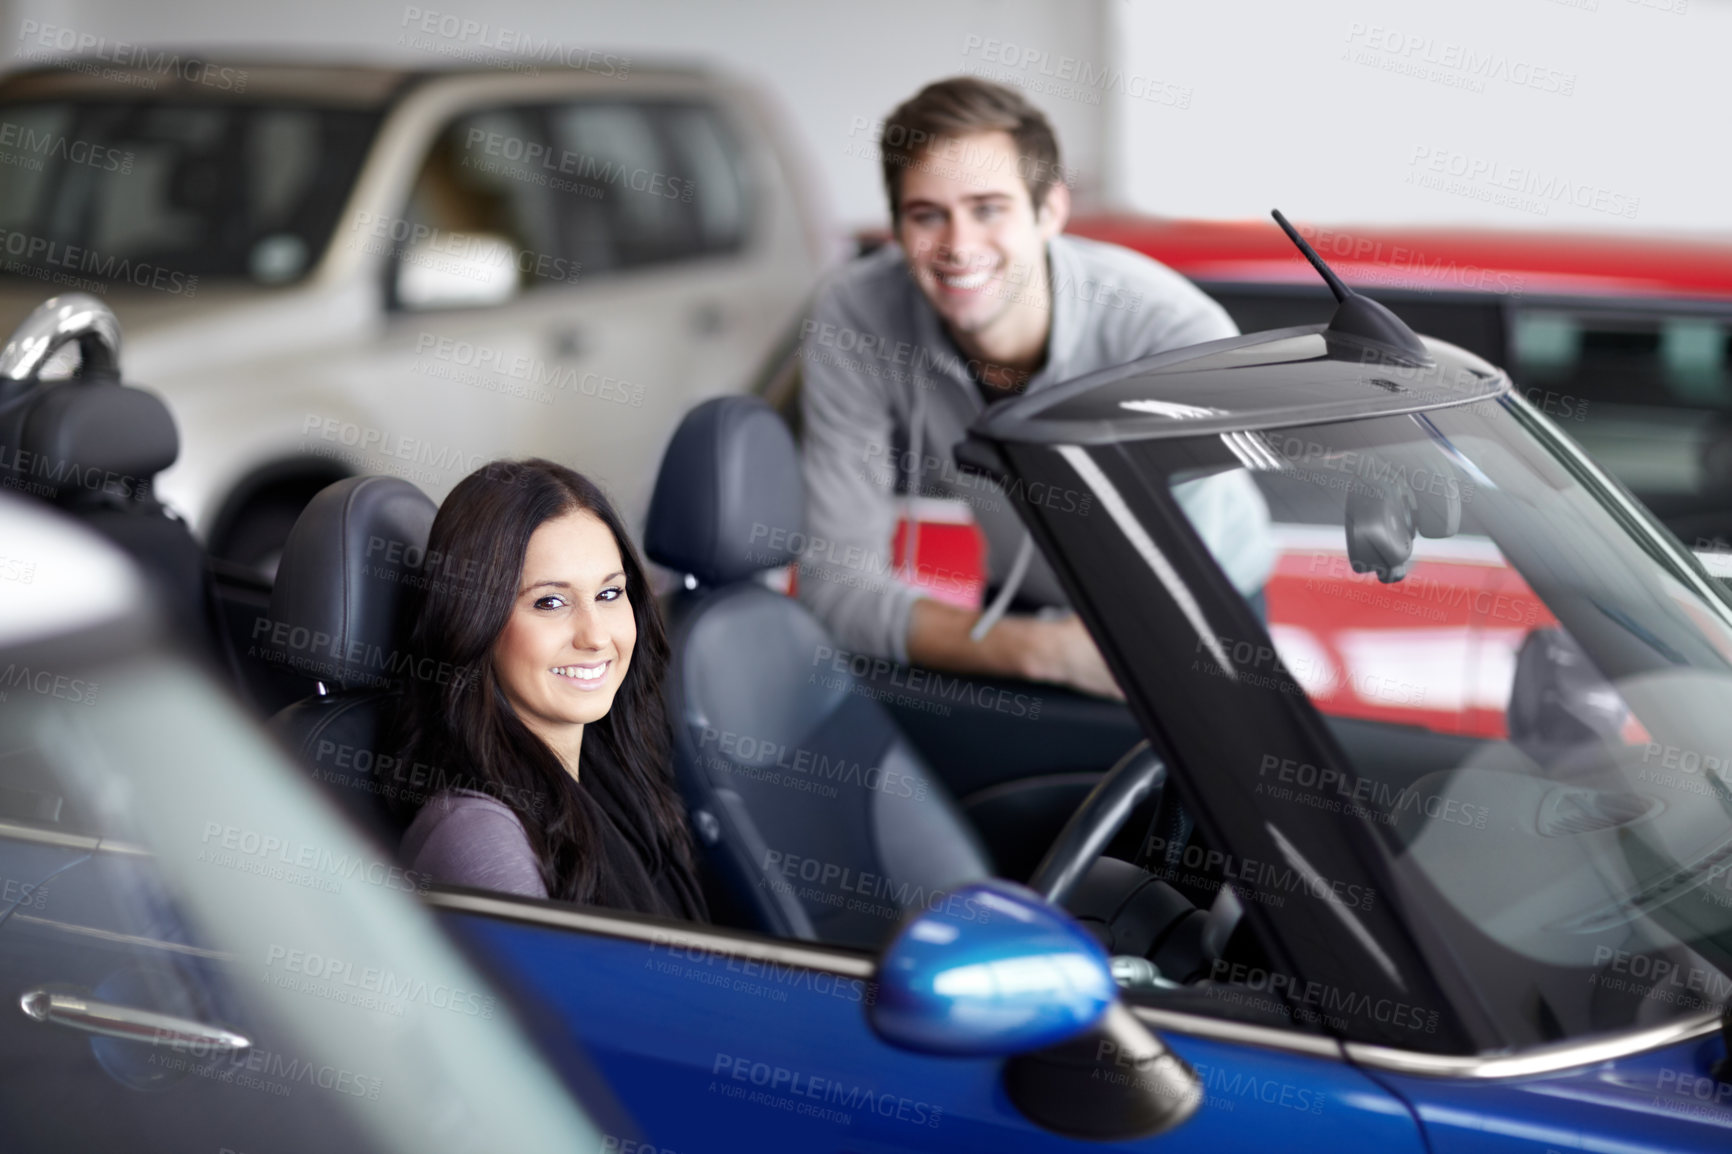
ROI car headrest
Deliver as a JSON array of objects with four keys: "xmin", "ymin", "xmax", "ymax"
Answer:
[
  {"xmin": 645, "ymin": 396, "xmax": 804, "ymax": 586},
  {"xmin": 266, "ymin": 476, "xmax": 436, "ymax": 691},
  {"xmin": 15, "ymin": 382, "xmax": 178, "ymax": 501}
]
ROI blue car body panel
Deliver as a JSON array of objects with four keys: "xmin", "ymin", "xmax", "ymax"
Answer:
[
  {"xmin": 451, "ymin": 910, "xmax": 1430, "ymax": 1151},
  {"xmin": 1373, "ymin": 1034, "xmax": 1732, "ymax": 1153}
]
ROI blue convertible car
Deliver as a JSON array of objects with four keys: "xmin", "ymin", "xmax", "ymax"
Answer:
[{"xmin": 3, "ymin": 219, "xmax": 1732, "ymax": 1151}]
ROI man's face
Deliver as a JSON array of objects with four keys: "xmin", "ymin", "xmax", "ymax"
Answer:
[{"xmin": 894, "ymin": 130, "xmax": 1068, "ymax": 344}]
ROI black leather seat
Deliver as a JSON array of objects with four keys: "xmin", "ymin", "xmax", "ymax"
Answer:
[
  {"xmin": 645, "ymin": 397, "xmax": 993, "ymax": 948},
  {"xmin": 10, "ymin": 381, "xmax": 212, "ymax": 650},
  {"xmin": 265, "ymin": 476, "xmax": 436, "ymax": 840}
]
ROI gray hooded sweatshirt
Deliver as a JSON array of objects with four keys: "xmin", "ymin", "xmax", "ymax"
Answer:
[{"xmin": 797, "ymin": 233, "xmax": 1272, "ymax": 662}]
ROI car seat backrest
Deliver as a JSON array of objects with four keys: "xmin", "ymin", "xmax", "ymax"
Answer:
[
  {"xmin": 266, "ymin": 476, "xmax": 436, "ymax": 839},
  {"xmin": 12, "ymin": 381, "xmax": 209, "ymax": 647},
  {"xmin": 646, "ymin": 397, "xmax": 991, "ymax": 948}
]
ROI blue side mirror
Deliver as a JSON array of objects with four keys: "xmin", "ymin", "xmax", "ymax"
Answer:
[{"xmin": 868, "ymin": 879, "xmax": 1117, "ymax": 1057}]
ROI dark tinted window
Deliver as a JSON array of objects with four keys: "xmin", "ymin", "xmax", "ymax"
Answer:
[
  {"xmin": 1511, "ymin": 307, "xmax": 1732, "ymax": 540},
  {"xmin": 544, "ymin": 100, "xmax": 748, "ymax": 274},
  {"xmin": 0, "ymin": 100, "xmax": 378, "ymax": 285}
]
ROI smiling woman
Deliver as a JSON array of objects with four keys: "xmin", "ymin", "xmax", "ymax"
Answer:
[{"xmin": 393, "ymin": 458, "xmax": 707, "ymax": 921}]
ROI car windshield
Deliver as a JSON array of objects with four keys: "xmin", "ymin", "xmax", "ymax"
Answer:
[
  {"xmin": 0, "ymin": 100, "xmax": 378, "ymax": 286},
  {"xmin": 1133, "ymin": 392, "xmax": 1732, "ymax": 1044}
]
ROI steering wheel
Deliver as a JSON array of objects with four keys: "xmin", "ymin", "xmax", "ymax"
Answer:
[
  {"xmin": 1027, "ymin": 740, "xmax": 1168, "ymax": 905},
  {"xmin": 0, "ymin": 293, "xmax": 124, "ymax": 407},
  {"xmin": 1027, "ymin": 741, "xmax": 1237, "ymax": 984}
]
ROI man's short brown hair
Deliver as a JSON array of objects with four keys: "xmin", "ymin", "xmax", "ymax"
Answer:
[{"xmin": 879, "ymin": 77, "xmax": 1062, "ymax": 223}]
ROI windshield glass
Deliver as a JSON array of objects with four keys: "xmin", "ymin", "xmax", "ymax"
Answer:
[
  {"xmin": 1143, "ymin": 394, "xmax": 1732, "ymax": 1044},
  {"xmin": 0, "ymin": 100, "xmax": 378, "ymax": 287}
]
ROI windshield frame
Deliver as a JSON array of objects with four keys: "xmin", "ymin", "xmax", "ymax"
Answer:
[{"xmin": 973, "ymin": 389, "xmax": 1732, "ymax": 1058}]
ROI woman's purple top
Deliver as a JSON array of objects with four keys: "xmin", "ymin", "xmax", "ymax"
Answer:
[{"xmin": 401, "ymin": 790, "xmax": 548, "ymax": 899}]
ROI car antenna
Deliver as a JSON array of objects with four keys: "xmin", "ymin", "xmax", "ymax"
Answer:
[{"xmin": 1270, "ymin": 208, "xmax": 1430, "ymax": 364}]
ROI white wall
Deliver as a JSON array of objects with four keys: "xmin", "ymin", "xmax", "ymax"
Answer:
[
  {"xmin": 2, "ymin": 0, "xmax": 1726, "ymax": 236},
  {"xmin": 1110, "ymin": 0, "xmax": 1732, "ymax": 235}
]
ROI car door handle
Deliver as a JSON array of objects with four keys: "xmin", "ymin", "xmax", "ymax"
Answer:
[
  {"xmin": 548, "ymin": 326, "xmax": 586, "ymax": 359},
  {"xmin": 19, "ymin": 988, "xmax": 252, "ymax": 1054}
]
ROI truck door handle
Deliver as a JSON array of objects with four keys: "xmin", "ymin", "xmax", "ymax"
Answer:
[
  {"xmin": 19, "ymin": 988, "xmax": 251, "ymax": 1054},
  {"xmin": 549, "ymin": 326, "xmax": 586, "ymax": 358}
]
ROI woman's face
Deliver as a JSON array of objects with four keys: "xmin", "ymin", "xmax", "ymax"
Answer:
[{"xmin": 492, "ymin": 509, "xmax": 636, "ymax": 766}]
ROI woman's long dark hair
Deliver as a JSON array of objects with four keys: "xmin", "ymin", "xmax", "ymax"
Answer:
[{"xmin": 395, "ymin": 458, "xmax": 695, "ymax": 905}]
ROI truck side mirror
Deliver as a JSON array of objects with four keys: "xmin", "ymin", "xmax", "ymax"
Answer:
[{"xmin": 395, "ymin": 232, "xmax": 519, "ymax": 311}]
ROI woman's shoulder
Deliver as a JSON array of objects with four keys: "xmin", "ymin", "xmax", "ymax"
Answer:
[{"xmin": 401, "ymin": 790, "xmax": 546, "ymax": 899}]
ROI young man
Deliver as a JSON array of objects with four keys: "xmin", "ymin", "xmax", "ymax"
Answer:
[{"xmin": 799, "ymin": 77, "xmax": 1269, "ymax": 699}]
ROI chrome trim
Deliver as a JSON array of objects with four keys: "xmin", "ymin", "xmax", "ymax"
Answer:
[
  {"xmin": 20, "ymin": 988, "xmax": 250, "ymax": 1053},
  {"xmin": 0, "ymin": 293, "xmax": 121, "ymax": 382},
  {"xmin": 427, "ymin": 889, "xmax": 1722, "ymax": 1076},
  {"xmin": 423, "ymin": 888, "xmax": 877, "ymax": 980},
  {"xmin": 1345, "ymin": 1010, "xmax": 1723, "ymax": 1079},
  {"xmin": 0, "ymin": 818, "xmax": 148, "ymax": 857},
  {"xmin": 7, "ymin": 914, "xmax": 229, "ymax": 961},
  {"xmin": 1131, "ymin": 1005, "xmax": 1344, "ymax": 1060}
]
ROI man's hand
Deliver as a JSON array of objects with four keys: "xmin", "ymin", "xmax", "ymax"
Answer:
[
  {"xmin": 1017, "ymin": 613, "xmax": 1125, "ymax": 701},
  {"xmin": 907, "ymin": 599, "xmax": 1125, "ymax": 701}
]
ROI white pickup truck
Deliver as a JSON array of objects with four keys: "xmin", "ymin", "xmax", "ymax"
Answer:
[{"xmin": 0, "ymin": 58, "xmax": 827, "ymax": 568}]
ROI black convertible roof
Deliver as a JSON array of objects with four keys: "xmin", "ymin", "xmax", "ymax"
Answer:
[{"xmin": 971, "ymin": 325, "xmax": 1510, "ymax": 447}]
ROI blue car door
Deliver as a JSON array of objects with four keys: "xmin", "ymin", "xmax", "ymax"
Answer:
[
  {"xmin": 1368, "ymin": 1033, "xmax": 1732, "ymax": 1153},
  {"xmin": 436, "ymin": 890, "xmax": 1430, "ymax": 1152}
]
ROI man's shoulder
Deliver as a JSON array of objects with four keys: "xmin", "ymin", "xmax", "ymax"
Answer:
[
  {"xmin": 811, "ymin": 242, "xmax": 917, "ymax": 324},
  {"xmin": 1052, "ymin": 232, "xmax": 1210, "ymax": 298},
  {"xmin": 1048, "ymin": 233, "xmax": 1237, "ymax": 358}
]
